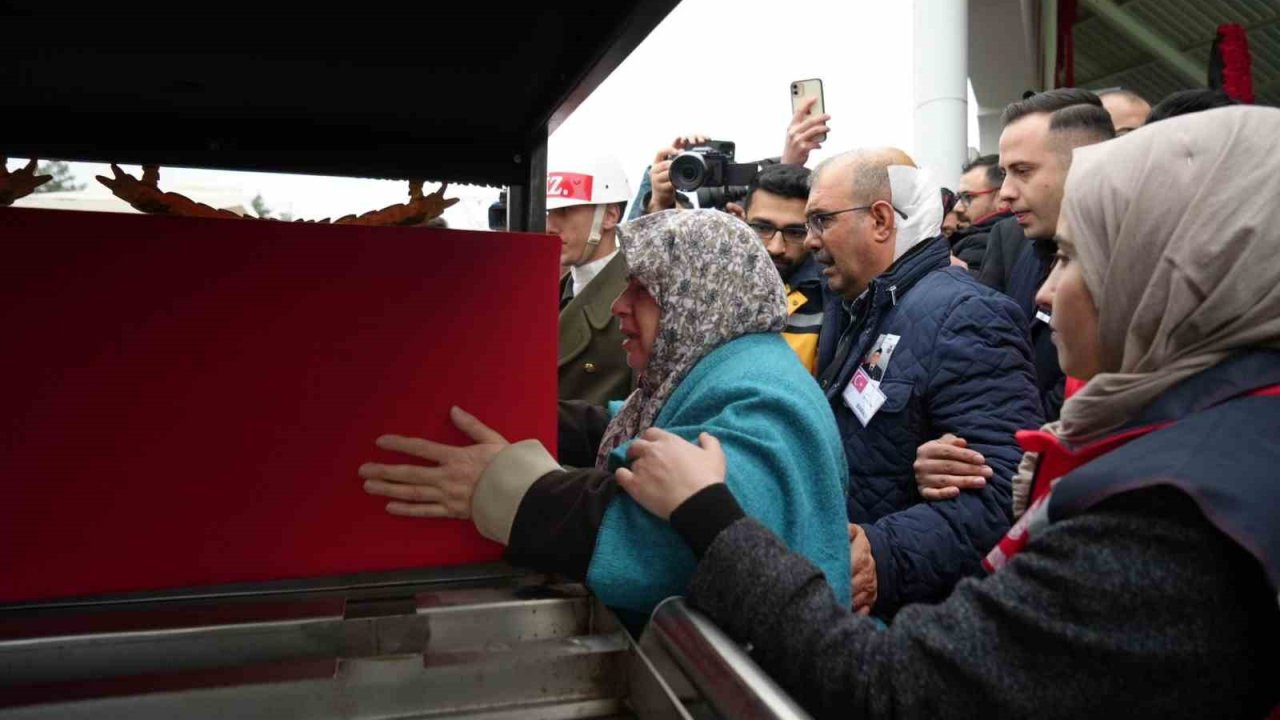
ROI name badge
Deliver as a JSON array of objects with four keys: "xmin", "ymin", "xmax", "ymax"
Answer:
[{"xmin": 843, "ymin": 368, "xmax": 887, "ymax": 427}]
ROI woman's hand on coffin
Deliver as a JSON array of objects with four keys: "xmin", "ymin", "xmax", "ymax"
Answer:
[
  {"xmin": 359, "ymin": 406, "xmax": 509, "ymax": 519},
  {"xmin": 615, "ymin": 428, "xmax": 725, "ymax": 520}
]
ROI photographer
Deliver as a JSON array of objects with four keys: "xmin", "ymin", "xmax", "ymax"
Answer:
[
  {"xmin": 642, "ymin": 136, "xmax": 766, "ymax": 215},
  {"xmin": 643, "ymin": 135, "xmax": 708, "ymax": 215}
]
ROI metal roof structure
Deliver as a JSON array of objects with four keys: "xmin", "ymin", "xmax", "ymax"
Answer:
[
  {"xmin": 0, "ymin": 1, "xmax": 681, "ymax": 230},
  {"xmin": 1074, "ymin": 0, "xmax": 1280, "ymax": 105},
  {"xmin": 968, "ymin": 0, "xmax": 1277, "ymax": 154}
]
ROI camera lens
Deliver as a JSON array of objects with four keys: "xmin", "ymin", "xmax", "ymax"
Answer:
[
  {"xmin": 696, "ymin": 185, "xmax": 749, "ymax": 210},
  {"xmin": 669, "ymin": 152, "xmax": 708, "ymax": 192}
]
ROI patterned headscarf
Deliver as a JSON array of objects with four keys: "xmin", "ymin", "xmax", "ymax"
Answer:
[{"xmin": 595, "ymin": 210, "xmax": 788, "ymax": 468}]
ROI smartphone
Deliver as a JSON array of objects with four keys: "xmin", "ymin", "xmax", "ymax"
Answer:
[{"xmin": 790, "ymin": 78, "xmax": 826, "ymax": 143}]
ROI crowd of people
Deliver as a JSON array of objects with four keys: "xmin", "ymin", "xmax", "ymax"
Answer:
[{"xmin": 357, "ymin": 84, "xmax": 1279, "ymax": 717}]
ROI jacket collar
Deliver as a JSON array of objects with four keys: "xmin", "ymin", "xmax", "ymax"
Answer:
[
  {"xmin": 816, "ymin": 236, "xmax": 951, "ymax": 395},
  {"xmin": 865, "ymin": 234, "xmax": 951, "ymax": 310},
  {"xmin": 560, "ymin": 253, "xmax": 627, "ymax": 327},
  {"xmin": 953, "ymin": 209, "xmax": 1014, "ymax": 239}
]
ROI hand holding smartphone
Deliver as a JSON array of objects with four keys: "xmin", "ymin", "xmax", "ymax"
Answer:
[
  {"xmin": 790, "ymin": 79, "xmax": 827, "ymax": 143},
  {"xmin": 785, "ymin": 79, "xmax": 829, "ymax": 165}
]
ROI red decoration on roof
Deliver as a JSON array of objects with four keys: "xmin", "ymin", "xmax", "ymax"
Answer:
[{"xmin": 1211, "ymin": 23, "xmax": 1254, "ymax": 104}]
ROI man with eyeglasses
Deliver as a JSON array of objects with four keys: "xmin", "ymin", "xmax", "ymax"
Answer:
[
  {"xmin": 806, "ymin": 148, "xmax": 1042, "ymax": 618},
  {"xmin": 739, "ymin": 164, "xmax": 825, "ymax": 374},
  {"xmin": 946, "ymin": 155, "xmax": 1012, "ymax": 275}
]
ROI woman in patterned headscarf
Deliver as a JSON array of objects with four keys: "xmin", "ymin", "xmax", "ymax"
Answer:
[{"xmin": 362, "ymin": 209, "xmax": 851, "ymax": 618}]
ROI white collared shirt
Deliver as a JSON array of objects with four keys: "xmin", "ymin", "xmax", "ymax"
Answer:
[{"xmin": 571, "ymin": 249, "xmax": 619, "ymax": 298}]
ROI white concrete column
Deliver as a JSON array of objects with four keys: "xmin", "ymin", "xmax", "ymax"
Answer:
[{"xmin": 913, "ymin": 0, "xmax": 968, "ymax": 189}]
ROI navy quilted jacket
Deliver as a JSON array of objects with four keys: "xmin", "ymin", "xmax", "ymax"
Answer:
[{"xmin": 816, "ymin": 236, "xmax": 1043, "ymax": 615}]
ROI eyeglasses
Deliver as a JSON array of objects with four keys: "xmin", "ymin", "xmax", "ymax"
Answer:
[
  {"xmin": 805, "ymin": 203, "xmax": 909, "ymax": 238},
  {"xmin": 955, "ymin": 188, "xmax": 998, "ymax": 206},
  {"xmin": 748, "ymin": 220, "xmax": 809, "ymax": 246}
]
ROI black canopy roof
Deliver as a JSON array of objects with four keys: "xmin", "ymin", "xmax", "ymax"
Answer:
[{"xmin": 1, "ymin": 1, "xmax": 680, "ymax": 227}]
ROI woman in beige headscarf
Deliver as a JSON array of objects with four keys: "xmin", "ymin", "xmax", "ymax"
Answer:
[{"xmin": 609, "ymin": 106, "xmax": 1280, "ymax": 718}]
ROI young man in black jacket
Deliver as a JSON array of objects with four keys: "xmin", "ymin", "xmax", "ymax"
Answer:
[{"xmin": 916, "ymin": 89, "xmax": 1115, "ymax": 499}]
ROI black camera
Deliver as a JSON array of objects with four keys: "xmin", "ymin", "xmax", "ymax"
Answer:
[
  {"xmin": 670, "ymin": 140, "xmax": 760, "ymax": 192},
  {"xmin": 668, "ymin": 140, "xmax": 761, "ymax": 210}
]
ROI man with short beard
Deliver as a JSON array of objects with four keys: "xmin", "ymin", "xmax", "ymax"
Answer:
[{"xmin": 740, "ymin": 163, "xmax": 825, "ymax": 373}]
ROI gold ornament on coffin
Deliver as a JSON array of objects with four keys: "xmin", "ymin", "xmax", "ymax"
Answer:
[
  {"xmin": 0, "ymin": 157, "xmax": 53, "ymax": 205},
  {"xmin": 94, "ymin": 164, "xmax": 458, "ymax": 225}
]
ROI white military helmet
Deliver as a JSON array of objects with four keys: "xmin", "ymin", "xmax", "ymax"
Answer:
[
  {"xmin": 545, "ymin": 156, "xmax": 633, "ymax": 210},
  {"xmin": 546, "ymin": 156, "xmax": 633, "ymax": 266}
]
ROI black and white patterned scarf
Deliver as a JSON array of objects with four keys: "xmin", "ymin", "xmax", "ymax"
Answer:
[{"xmin": 595, "ymin": 210, "xmax": 788, "ymax": 468}]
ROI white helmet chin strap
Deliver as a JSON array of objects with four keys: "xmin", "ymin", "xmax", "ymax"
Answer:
[{"xmin": 575, "ymin": 203, "xmax": 609, "ymax": 266}]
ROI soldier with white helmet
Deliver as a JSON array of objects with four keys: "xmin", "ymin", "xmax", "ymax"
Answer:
[{"xmin": 548, "ymin": 156, "xmax": 635, "ymax": 405}]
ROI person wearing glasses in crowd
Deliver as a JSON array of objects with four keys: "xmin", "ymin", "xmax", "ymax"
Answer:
[
  {"xmin": 946, "ymin": 155, "xmax": 1011, "ymax": 275},
  {"xmin": 803, "ymin": 148, "xmax": 1042, "ymax": 617},
  {"xmin": 736, "ymin": 164, "xmax": 826, "ymax": 373}
]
